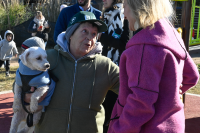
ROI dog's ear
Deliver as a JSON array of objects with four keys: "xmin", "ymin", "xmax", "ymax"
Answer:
[{"xmin": 19, "ymin": 49, "xmax": 30, "ymax": 66}]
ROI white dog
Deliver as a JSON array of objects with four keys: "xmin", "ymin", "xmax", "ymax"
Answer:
[{"xmin": 10, "ymin": 47, "xmax": 54, "ymax": 133}]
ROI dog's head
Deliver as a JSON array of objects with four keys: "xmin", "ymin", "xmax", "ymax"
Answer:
[{"xmin": 19, "ymin": 47, "xmax": 50, "ymax": 71}]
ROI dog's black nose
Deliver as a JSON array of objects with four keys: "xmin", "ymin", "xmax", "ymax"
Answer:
[{"xmin": 45, "ymin": 64, "xmax": 50, "ymax": 68}]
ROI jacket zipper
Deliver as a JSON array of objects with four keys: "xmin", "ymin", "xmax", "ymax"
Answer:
[
  {"xmin": 67, "ymin": 61, "xmax": 77, "ymax": 133},
  {"xmin": 63, "ymin": 49, "xmax": 95, "ymax": 133}
]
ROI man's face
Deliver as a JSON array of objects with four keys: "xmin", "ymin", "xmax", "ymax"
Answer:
[
  {"xmin": 70, "ymin": 22, "xmax": 98, "ymax": 59},
  {"xmin": 78, "ymin": 0, "xmax": 90, "ymax": 6},
  {"xmin": 102, "ymin": 0, "xmax": 113, "ymax": 9},
  {"xmin": 6, "ymin": 34, "xmax": 12, "ymax": 42}
]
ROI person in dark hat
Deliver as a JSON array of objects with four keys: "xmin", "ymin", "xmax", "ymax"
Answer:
[
  {"xmin": 18, "ymin": 37, "xmax": 45, "ymax": 63},
  {"xmin": 54, "ymin": 0, "xmax": 102, "ymax": 43},
  {"xmin": 21, "ymin": 36, "xmax": 45, "ymax": 51},
  {"xmin": 25, "ymin": 11, "xmax": 119, "ymax": 133}
]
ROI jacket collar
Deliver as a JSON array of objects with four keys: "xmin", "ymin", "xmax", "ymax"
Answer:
[{"xmin": 74, "ymin": 3, "xmax": 93, "ymax": 13}]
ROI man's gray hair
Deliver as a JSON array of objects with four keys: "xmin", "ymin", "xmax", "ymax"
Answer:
[{"xmin": 65, "ymin": 23, "xmax": 81, "ymax": 43}]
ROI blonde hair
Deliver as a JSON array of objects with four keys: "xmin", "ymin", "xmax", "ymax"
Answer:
[
  {"xmin": 127, "ymin": 0, "xmax": 174, "ymax": 29},
  {"xmin": 36, "ymin": 11, "xmax": 43, "ymax": 19}
]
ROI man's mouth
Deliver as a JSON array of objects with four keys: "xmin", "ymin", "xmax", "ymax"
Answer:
[
  {"xmin": 85, "ymin": 43, "xmax": 91, "ymax": 47},
  {"xmin": 78, "ymin": 0, "xmax": 84, "ymax": 3}
]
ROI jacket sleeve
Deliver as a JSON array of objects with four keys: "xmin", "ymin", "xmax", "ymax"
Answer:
[
  {"xmin": 13, "ymin": 42, "xmax": 18, "ymax": 55},
  {"xmin": 93, "ymin": 9, "xmax": 101, "ymax": 20},
  {"xmin": 107, "ymin": 59, "xmax": 119, "ymax": 94},
  {"xmin": 43, "ymin": 27, "xmax": 51, "ymax": 33},
  {"xmin": 181, "ymin": 52, "xmax": 199, "ymax": 93},
  {"xmin": 43, "ymin": 22, "xmax": 51, "ymax": 33},
  {"xmin": 110, "ymin": 45, "xmax": 165, "ymax": 133},
  {"xmin": 54, "ymin": 9, "xmax": 68, "ymax": 43},
  {"xmin": 100, "ymin": 19, "xmax": 129, "ymax": 51},
  {"xmin": 27, "ymin": 20, "xmax": 37, "ymax": 33}
]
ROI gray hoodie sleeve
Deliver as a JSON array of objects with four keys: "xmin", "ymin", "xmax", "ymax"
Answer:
[{"xmin": 12, "ymin": 42, "xmax": 18, "ymax": 55}]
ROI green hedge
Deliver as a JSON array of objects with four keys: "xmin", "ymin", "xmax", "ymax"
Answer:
[{"xmin": 0, "ymin": 2, "xmax": 33, "ymax": 31}]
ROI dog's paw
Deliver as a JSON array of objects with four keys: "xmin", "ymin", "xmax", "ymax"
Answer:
[
  {"xmin": 12, "ymin": 104, "xmax": 22, "ymax": 113},
  {"xmin": 30, "ymin": 104, "xmax": 38, "ymax": 113}
]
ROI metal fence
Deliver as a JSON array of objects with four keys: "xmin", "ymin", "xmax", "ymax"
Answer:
[{"xmin": 190, "ymin": 0, "xmax": 200, "ymax": 46}]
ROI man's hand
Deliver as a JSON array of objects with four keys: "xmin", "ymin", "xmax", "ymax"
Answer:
[
  {"xmin": 15, "ymin": 54, "xmax": 17, "ymax": 58},
  {"xmin": 25, "ymin": 87, "xmax": 47, "ymax": 103}
]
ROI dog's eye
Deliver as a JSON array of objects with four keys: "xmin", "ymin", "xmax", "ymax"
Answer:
[{"xmin": 36, "ymin": 57, "xmax": 42, "ymax": 60}]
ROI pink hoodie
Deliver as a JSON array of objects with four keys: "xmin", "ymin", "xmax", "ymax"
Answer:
[{"xmin": 108, "ymin": 19, "xmax": 199, "ymax": 133}]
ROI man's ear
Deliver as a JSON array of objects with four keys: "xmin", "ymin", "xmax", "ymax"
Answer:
[{"xmin": 19, "ymin": 49, "xmax": 30, "ymax": 66}]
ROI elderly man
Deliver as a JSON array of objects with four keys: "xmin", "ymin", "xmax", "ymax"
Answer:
[
  {"xmin": 28, "ymin": 11, "xmax": 119, "ymax": 133},
  {"xmin": 54, "ymin": 0, "xmax": 101, "ymax": 43}
]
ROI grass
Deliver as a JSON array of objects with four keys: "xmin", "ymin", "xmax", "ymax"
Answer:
[{"xmin": 0, "ymin": 66, "xmax": 18, "ymax": 92}]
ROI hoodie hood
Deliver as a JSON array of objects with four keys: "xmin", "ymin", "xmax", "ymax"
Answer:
[
  {"xmin": 56, "ymin": 32, "xmax": 102, "ymax": 59},
  {"xmin": 127, "ymin": 19, "xmax": 187, "ymax": 60},
  {"xmin": 4, "ymin": 30, "xmax": 14, "ymax": 42}
]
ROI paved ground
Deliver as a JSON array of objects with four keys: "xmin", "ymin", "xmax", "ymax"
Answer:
[
  {"xmin": 0, "ymin": 92, "xmax": 199, "ymax": 133},
  {"xmin": 0, "ymin": 46, "xmax": 199, "ymax": 133},
  {"xmin": 189, "ymin": 45, "xmax": 200, "ymax": 64}
]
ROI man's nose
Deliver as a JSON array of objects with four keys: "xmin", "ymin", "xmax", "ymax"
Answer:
[{"xmin": 86, "ymin": 34, "xmax": 94, "ymax": 41}]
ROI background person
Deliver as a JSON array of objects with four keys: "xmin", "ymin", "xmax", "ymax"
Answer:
[
  {"xmin": 53, "ymin": 0, "xmax": 102, "ymax": 43},
  {"xmin": 108, "ymin": 0, "xmax": 199, "ymax": 133},
  {"xmin": 98, "ymin": 0, "xmax": 129, "ymax": 132},
  {"xmin": 28, "ymin": 11, "xmax": 51, "ymax": 46},
  {"xmin": 0, "ymin": 30, "xmax": 18, "ymax": 77},
  {"xmin": 99, "ymin": 0, "xmax": 129, "ymax": 66},
  {"xmin": 24, "ymin": 11, "xmax": 119, "ymax": 133},
  {"xmin": 60, "ymin": 3, "xmax": 68, "ymax": 12}
]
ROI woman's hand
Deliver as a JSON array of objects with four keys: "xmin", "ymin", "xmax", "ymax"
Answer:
[
  {"xmin": 179, "ymin": 84, "xmax": 183, "ymax": 100},
  {"xmin": 25, "ymin": 87, "xmax": 47, "ymax": 103},
  {"xmin": 179, "ymin": 84, "xmax": 183, "ymax": 95},
  {"xmin": 37, "ymin": 27, "xmax": 43, "ymax": 32}
]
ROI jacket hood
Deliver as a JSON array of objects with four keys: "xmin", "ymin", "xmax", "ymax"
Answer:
[
  {"xmin": 4, "ymin": 30, "xmax": 14, "ymax": 42},
  {"xmin": 127, "ymin": 19, "xmax": 187, "ymax": 60},
  {"xmin": 56, "ymin": 32, "xmax": 102, "ymax": 59}
]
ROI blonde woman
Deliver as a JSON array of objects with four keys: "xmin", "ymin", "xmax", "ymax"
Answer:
[
  {"xmin": 28, "ymin": 11, "xmax": 51, "ymax": 44},
  {"xmin": 108, "ymin": 0, "xmax": 199, "ymax": 132}
]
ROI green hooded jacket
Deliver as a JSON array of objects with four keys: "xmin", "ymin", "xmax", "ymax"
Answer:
[{"xmin": 35, "ymin": 45, "xmax": 119, "ymax": 133}]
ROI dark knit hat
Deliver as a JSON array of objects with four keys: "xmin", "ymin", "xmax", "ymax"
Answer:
[{"xmin": 21, "ymin": 37, "xmax": 45, "ymax": 50}]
